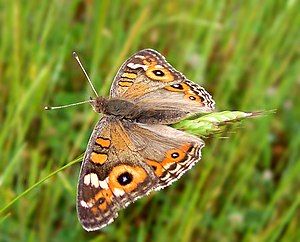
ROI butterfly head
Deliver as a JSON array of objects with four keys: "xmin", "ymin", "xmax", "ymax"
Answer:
[{"xmin": 90, "ymin": 96, "xmax": 108, "ymax": 114}]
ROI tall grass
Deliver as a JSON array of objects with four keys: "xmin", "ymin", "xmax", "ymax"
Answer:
[{"xmin": 0, "ymin": 1, "xmax": 299, "ymax": 241}]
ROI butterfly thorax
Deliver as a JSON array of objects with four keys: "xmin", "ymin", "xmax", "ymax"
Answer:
[{"xmin": 91, "ymin": 97, "xmax": 138, "ymax": 118}]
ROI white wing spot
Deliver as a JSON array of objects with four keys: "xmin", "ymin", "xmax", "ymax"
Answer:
[
  {"xmin": 134, "ymin": 55, "xmax": 146, "ymax": 59},
  {"xmin": 80, "ymin": 200, "xmax": 93, "ymax": 208},
  {"xmin": 127, "ymin": 62, "xmax": 148, "ymax": 70},
  {"xmin": 83, "ymin": 174, "xmax": 91, "ymax": 185},
  {"xmin": 84, "ymin": 173, "xmax": 99, "ymax": 188},
  {"xmin": 99, "ymin": 178, "xmax": 109, "ymax": 189},
  {"xmin": 90, "ymin": 173, "xmax": 99, "ymax": 188},
  {"xmin": 113, "ymin": 188, "xmax": 125, "ymax": 197}
]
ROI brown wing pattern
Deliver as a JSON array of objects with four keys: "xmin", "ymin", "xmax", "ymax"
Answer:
[
  {"xmin": 110, "ymin": 49, "xmax": 186, "ymax": 98},
  {"xmin": 77, "ymin": 117, "xmax": 158, "ymax": 231},
  {"xmin": 109, "ymin": 49, "xmax": 215, "ymax": 123},
  {"xmin": 77, "ymin": 49, "xmax": 210, "ymax": 231},
  {"xmin": 122, "ymin": 120, "xmax": 205, "ymax": 190},
  {"xmin": 77, "ymin": 116, "xmax": 204, "ymax": 231}
]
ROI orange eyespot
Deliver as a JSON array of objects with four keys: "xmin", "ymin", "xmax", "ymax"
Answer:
[
  {"xmin": 184, "ymin": 94, "xmax": 201, "ymax": 102},
  {"xmin": 164, "ymin": 83, "xmax": 190, "ymax": 92},
  {"xmin": 164, "ymin": 149, "xmax": 185, "ymax": 163},
  {"xmin": 117, "ymin": 172, "xmax": 133, "ymax": 186},
  {"xmin": 95, "ymin": 189, "xmax": 113, "ymax": 203},
  {"xmin": 98, "ymin": 199, "xmax": 107, "ymax": 210},
  {"xmin": 108, "ymin": 165, "xmax": 147, "ymax": 193},
  {"xmin": 93, "ymin": 193, "xmax": 108, "ymax": 211},
  {"xmin": 162, "ymin": 144, "xmax": 191, "ymax": 167},
  {"xmin": 146, "ymin": 66, "xmax": 174, "ymax": 82},
  {"xmin": 89, "ymin": 189, "xmax": 113, "ymax": 212},
  {"xmin": 152, "ymin": 70, "xmax": 165, "ymax": 76}
]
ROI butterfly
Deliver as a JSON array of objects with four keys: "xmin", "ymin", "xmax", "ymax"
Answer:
[{"xmin": 76, "ymin": 49, "xmax": 215, "ymax": 231}]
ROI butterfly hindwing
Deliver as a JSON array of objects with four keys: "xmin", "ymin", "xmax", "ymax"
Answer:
[
  {"xmin": 77, "ymin": 117, "xmax": 117, "ymax": 231},
  {"xmin": 122, "ymin": 120, "xmax": 205, "ymax": 190}
]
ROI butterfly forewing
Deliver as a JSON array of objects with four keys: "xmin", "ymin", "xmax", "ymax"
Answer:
[
  {"xmin": 77, "ymin": 117, "xmax": 159, "ymax": 231},
  {"xmin": 77, "ymin": 118, "xmax": 117, "ymax": 231},
  {"xmin": 110, "ymin": 49, "xmax": 215, "ymax": 124}
]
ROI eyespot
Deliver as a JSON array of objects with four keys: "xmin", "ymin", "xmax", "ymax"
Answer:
[
  {"xmin": 90, "ymin": 190, "xmax": 112, "ymax": 212},
  {"xmin": 164, "ymin": 83, "xmax": 190, "ymax": 92},
  {"xmin": 171, "ymin": 152, "xmax": 180, "ymax": 158},
  {"xmin": 170, "ymin": 84, "xmax": 183, "ymax": 90},
  {"xmin": 146, "ymin": 66, "xmax": 174, "ymax": 82},
  {"xmin": 108, "ymin": 165, "xmax": 147, "ymax": 192},
  {"xmin": 162, "ymin": 144, "xmax": 192, "ymax": 166},
  {"xmin": 117, "ymin": 172, "xmax": 133, "ymax": 186},
  {"xmin": 165, "ymin": 149, "xmax": 185, "ymax": 163},
  {"xmin": 98, "ymin": 197, "xmax": 105, "ymax": 204},
  {"xmin": 184, "ymin": 94, "xmax": 201, "ymax": 102},
  {"xmin": 152, "ymin": 70, "xmax": 165, "ymax": 76}
]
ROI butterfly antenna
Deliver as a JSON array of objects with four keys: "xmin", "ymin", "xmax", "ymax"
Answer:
[
  {"xmin": 44, "ymin": 100, "xmax": 91, "ymax": 111},
  {"xmin": 44, "ymin": 52, "xmax": 98, "ymax": 111},
  {"xmin": 72, "ymin": 51, "xmax": 99, "ymax": 97}
]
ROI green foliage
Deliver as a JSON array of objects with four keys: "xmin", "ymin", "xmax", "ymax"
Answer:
[
  {"xmin": 173, "ymin": 111, "xmax": 261, "ymax": 137},
  {"xmin": 0, "ymin": 1, "xmax": 299, "ymax": 241}
]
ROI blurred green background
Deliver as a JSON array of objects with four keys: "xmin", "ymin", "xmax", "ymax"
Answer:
[{"xmin": 0, "ymin": 1, "xmax": 299, "ymax": 241}]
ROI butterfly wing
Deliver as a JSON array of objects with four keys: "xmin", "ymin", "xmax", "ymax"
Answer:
[
  {"xmin": 77, "ymin": 116, "xmax": 204, "ymax": 231},
  {"xmin": 77, "ymin": 117, "xmax": 159, "ymax": 231},
  {"xmin": 122, "ymin": 120, "xmax": 205, "ymax": 190},
  {"xmin": 110, "ymin": 49, "xmax": 215, "ymax": 123}
]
